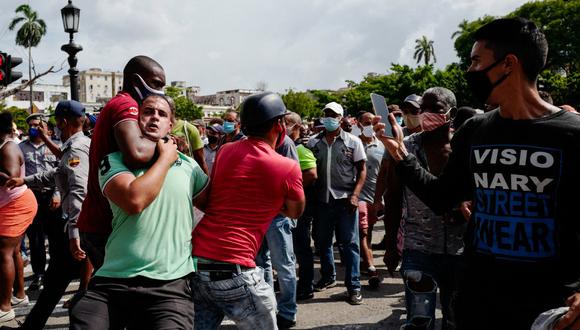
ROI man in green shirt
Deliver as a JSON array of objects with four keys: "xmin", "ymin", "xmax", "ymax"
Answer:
[
  {"xmin": 171, "ymin": 119, "xmax": 209, "ymax": 174},
  {"xmin": 70, "ymin": 94, "xmax": 208, "ymax": 329}
]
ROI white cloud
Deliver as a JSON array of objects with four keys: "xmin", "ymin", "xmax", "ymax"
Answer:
[{"xmin": 0, "ymin": 0, "xmax": 529, "ymax": 94}]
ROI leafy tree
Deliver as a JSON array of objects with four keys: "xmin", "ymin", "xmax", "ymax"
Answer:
[
  {"xmin": 451, "ymin": 15, "xmax": 495, "ymax": 69},
  {"xmin": 165, "ymin": 86, "xmax": 203, "ymax": 120},
  {"xmin": 413, "ymin": 36, "xmax": 437, "ymax": 66},
  {"xmin": 281, "ymin": 90, "xmax": 319, "ymax": 119},
  {"xmin": 9, "ymin": 4, "xmax": 47, "ymax": 112}
]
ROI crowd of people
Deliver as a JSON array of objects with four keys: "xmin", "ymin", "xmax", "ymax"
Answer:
[{"xmin": 0, "ymin": 17, "xmax": 578, "ymax": 330}]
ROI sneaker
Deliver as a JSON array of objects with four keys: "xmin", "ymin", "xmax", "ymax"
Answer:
[
  {"xmin": 347, "ymin": 290, "xmax": 363, "ymax": 305},
  {"xmin": 368, "ymin": 270, "xmax": 381, "ymax": 289},
  {"xmin": 276, "ymin": 314, "xmax": 296, "ymax": 329},
  {"xmin": 296, "ymin": 291, "xmax": 314, "ymax": 301},
  {"xmin": 314, "ymin": 279, "xmax": 336, "ymax": 292},
  {"xmin": 11, "ymin": 294, "xmax": 29, "ymax": 307},
  {"xmin": 28, "ymin": 275, "xmax": 44, "ymax": 291},
  {"xmin": 0, "ymin": 309, "xmax": 15, "ymax": 323}
]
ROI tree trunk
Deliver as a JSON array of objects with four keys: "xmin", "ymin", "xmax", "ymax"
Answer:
[{"xmin": 28, "ymin": 46, "xmax": 33, "ymax": 113}]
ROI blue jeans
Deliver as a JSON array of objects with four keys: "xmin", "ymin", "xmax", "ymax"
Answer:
[
  {"xmin": 191, "ymin": 267, "xmax": 277, "ymax": 330},
  {"xmin": 256, "ymin": 215, "xmax": 297, "ymax": 321},
  {"xmin": 292, "ymin": 213, "xmax": 314, "ymax": 294},
  {"xmin": 316, "ymin": 198, "xmax": 361, "ymax": 292},
  {"xmin": 400, "ymin": 250, "xmax": 464, "ymax": 330}
]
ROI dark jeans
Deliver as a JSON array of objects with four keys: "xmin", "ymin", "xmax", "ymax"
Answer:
[
  {"xmin": 316, "ymin": 198, "xmax": 361, "ymax": 292},
  {"xmin": 79, "ymin": 231, "xmax": 108, "ymax": 271},
  {"xmin": 70, "ymin": 275, "xmax": 194, "ymax": 330},
  {"xmin": 400, "ymin": 250, "xmax": 464, "ymax": 330},
  {"xmin": 21, "ymin": 218, "xmax": 80, "ymax": 330},
  {"xmin": 26, "ymin": 190, "xmax": 60, "ymax": 276},
  {"xmin": 293, "ymin": 213, "xmax": 314, "ymax": 294}
]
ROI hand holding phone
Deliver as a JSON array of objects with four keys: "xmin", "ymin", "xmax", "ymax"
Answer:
[{"xmin": 370, "ymin": 93, "xmax": 393, "ymax": 137}]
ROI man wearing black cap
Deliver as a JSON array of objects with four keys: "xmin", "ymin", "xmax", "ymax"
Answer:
[
  {"xmin": 7, "ymin": 100, "xmax": 89, "ymax": 329},
  {"xmin": 191, "ymin": 92, "xmax": 305, "ymax": 329}
]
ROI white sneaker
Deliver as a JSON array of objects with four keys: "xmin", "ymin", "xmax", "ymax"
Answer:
[
  {"xmin": 11, "ymin": 294, "xmax": 29, "ymax": 307},
  {"xmin": 0, "ymin": 309, "xmax": 15, "ymax": 323}
]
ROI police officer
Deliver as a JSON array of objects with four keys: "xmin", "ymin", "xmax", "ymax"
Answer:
[
  {"xmin": 7, "ymin": 100, "xmax": 90, "ymax": 329},
  {"xmin": 18, "ymin": 114, "xmax": 62, "ymax": 292}
]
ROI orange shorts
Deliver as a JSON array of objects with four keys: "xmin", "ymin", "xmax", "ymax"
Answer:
[{"xmin": 0, "ymin": 189, "xmax": 37, "ymax": 238}]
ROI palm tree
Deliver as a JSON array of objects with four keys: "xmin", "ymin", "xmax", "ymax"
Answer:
[
  {"xmin": 452, "ymin": 20, "xmax": 469, "ymax": 40},
  {"xmin": 9, "ymin": 4, "xmax": 47, "ymax": 112},
  {"xmin": 413, "ymin": 36, "xmax": 436, "ymax": 66}
]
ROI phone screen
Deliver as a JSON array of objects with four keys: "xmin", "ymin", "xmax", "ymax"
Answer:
[{"xmin": 370, "ymin": 93, "xmax": 393, "ymax": 137}]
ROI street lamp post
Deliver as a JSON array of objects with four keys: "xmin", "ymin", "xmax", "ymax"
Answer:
[{"xmin": 60, "ymin": 0, "xmax": 82, "ymax": 101}]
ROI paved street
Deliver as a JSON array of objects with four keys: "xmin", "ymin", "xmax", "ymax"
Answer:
[{"xmin": 3, "ymin": 222, "xmax": 442, "ymax": 329}]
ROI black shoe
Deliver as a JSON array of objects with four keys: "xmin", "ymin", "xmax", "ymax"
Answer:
[
  {"xmin": 347, "ymin": 290, "xmax": 363, "ymax": 305},
  {"xmin": 277, "ymin": 315, "xmax": 296, "ymax": 329},
  {"xmin": 296, "ymin": 291, "xmax": 314, "ymax": 301},
  {"xmin": 314, "ymin": 279, "xmax": 337, "ymax": 292},
  {"xmin": 368, "ymin": 270, "xmax": 381, "ymax": 289},
  {"xmin": 28, "ymin": 274, "xmax": 44, "ymax": 291},
  {"xmin": 371, "ymin": 237, "xmax": 387, "ymax": 250}
]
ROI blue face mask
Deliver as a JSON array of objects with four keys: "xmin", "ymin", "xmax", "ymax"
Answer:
[
  {"xmin": 322, "ymin": 117, "xmax": 340, "ymax": 132},
  {"xmin": 223, "ymin": 121, "xmax": 236, "ymax": 134},
  {"xmin": 28, "ymin": 127, "xmax": 39, "ymax": 138},
  {"xmin": 133, "ymin": 74, "xmax": 165, "ymax": 103},
  {"xmin": 395, "ymin": 116, "xmax": 403, "ymax": 126}
]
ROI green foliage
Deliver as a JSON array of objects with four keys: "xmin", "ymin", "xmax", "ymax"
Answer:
[
  {"xmin": 6, "ymin": 107, "xmax": 29, "ymax": 130},
  {"xmin": 281, "ymin": 90, "xmax": 320, "ymax": 119},
  {"xmin": 452, "ymin": 15, "xmax": 495, "ymax": 69},
  {"xmin": 414, "ymin": 36, "xmax": 437, "ymax": 65},
  {"xmin": 165, "ymin": 86, "xmax": 203, "ymax": 121}
]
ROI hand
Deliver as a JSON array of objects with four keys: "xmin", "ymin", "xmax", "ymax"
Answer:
[
  {"xmin": 69, "ymin": 238, "xmax": 86, "ymax": 261},
  {"xmin": 348, "ymin": 194, "xmax": 359, "ymax": 213},
  {"xmin": 383, "ymin": 249, "xmax": 400, "ymax": 277},
  {"xmin": 37, "ymin": 121, "xmax": 50, "ymax": 140},
  {"xmin": 157, "ymin": 137, "xmax": 178, "ymax": 164},
  {"xmin": 459, "ymin": 201, "xmax": 473, "ymax": 222},
  {"xmin": 5, "ymin": 177, "xmax": 25, "ymax": 190},
  {"xmin": 554, "ymin": 293, "xmax": 580, "ymax": 330},
  {"xmin": 373, "ymin": 114, "xmax": 408, "ymax": 162},
  {"xmin": 49, "ymin": 196, "xmax": 61, "ymax": 210}
]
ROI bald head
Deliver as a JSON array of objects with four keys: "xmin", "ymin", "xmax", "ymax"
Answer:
[{"xmin": 122, "ymin": 55, "xmax": 166, "ymax": 98}]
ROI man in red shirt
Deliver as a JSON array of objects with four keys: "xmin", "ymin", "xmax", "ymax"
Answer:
[
  {"xmin": 191, "ymin": 92, "xmax": 305, "ymax": 330},
  {"xmin": 73, "ymin": 56, "xmax": 166, "ymax": 270}
]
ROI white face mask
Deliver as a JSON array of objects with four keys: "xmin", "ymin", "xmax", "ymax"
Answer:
[
  {"xmin": 403, "ymin": 114, "xmax": 422, "ymax": 129},
  {"xmin": 361, "ymin": 125, "xmax": 374, "ymax": 138}
]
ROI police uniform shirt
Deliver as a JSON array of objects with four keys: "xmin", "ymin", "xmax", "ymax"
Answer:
[
  {"xmin": 307, "ymin": 129, "xmax": 366, "ymax": 203},
  {"xmin": 24, "ymin": 131, "xmax": 90, "ymax": 239},
  {"xmin": 19, "ymin": 139, "xmax": 61, "ymax": 196}
]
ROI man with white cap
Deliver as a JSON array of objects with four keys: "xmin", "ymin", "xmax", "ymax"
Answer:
[{"xmin": 307, "ymin": 102, "xmax": 367, "ymax": 305}]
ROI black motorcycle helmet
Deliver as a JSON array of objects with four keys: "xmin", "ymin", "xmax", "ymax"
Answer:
[{"xmin": 240, "ymin": 92, "xmax": 288, "ymax": 135}]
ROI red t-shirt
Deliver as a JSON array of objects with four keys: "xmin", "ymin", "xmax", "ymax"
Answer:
[
  {"xmin": 192, "ymin": 138, "xmax": 304, "ymax": 267},
  {"xmin": 77, "ymin": 92, "xmax": 139, "ymax": 234}
]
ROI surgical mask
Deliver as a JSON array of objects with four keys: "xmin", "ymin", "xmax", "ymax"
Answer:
[
  {"xmin": 404, "ymin": 114, "xmax": 422, "ymax": 129},
  {"xmin": 28, "ymin": 127, "xmax": 39, "ymax": 138},
  {"xmin": 465, "ymin": 58, "xmax": 510, "ymax": 103},
  {"xmin": 322, "ymin": 117, "xmax": 340, "ymax": 132},
  {"xmin": 361, "ymin": 125, "xmax": 374, "ymax": 138},
  {"xmin": 201, "ymin": 136, "xmax": 209, "ymax": 145},
  {"xmin": 395, "ymin": 116, "xmax": 403, "ymax": 126},
  {"xmin": 421, "ymin": 109, "xmax": 452, "ymax": 132},
  {"xmin": 133, "ymin": 74, "xmax": 165, "ymax": 104},
  {"xmin": 223, "ymin": 121, "xmax": 236, "ymax": 134},
  {"xmin": 285, "ymin": 124, "xmax": 296, "ymax": 137}
]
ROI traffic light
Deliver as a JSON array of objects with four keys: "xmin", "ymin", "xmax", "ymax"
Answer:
[{"xmin": 0, "ymin": 52, "xmax": 23, "ymax": 87}]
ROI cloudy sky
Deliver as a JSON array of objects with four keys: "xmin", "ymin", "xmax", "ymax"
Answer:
[{"xmin": 1, "ymin": 0, "xmax": 528, "ymax": 95}]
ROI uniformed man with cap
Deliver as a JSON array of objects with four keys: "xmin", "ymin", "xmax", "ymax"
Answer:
[
  {"xmin": 7, "ymin": 99, "xmax": 90, "ymax": 329},
  {"xmin": 191, "ymin": 92, "xmax": 305, "ymax": 330}
]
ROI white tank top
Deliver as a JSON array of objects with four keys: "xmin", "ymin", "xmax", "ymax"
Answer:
[{"xmin": 0, "ymin": 139, "xmax": 27, "ymax": 209}]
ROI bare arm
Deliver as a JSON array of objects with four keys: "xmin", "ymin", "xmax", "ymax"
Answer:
[
  {"xmin": 0, "ymin": 142, "xmax": 22, "ymax": 185},
  {"xmin": 192, "ymin": 147, "xmax": 209, "ymax": 175},
  {"xmin": 103, "ymin": 140, "xmax": 177, "ymax": 215},
  {"xmin": 383, "ymin": 159, "xmax": 403, "ymax": 274},
  {"xmin": 281, "ymin": 198, "xmax": 305, "ymax": 219},
  {"xmin": 372, "ymin": 158, "xmax": 390, "ymax": 208},
  {"xmin": 352, "ymin": 160, "xmax": 367, "ymax": 198},
  {"xmin": 37, "ymin": 121, "xmax": 63, "ymax": 159},
  {"xmin": 114, "ymin": 120, "xmax": 157, "ymax": 169}
]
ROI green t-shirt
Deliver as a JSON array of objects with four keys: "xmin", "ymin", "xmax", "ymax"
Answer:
[
  {"xmin": 171, "ymin": 120, "xmax": 204, "ymax": 156},
  {"xmin": 297, "ymin": 144, "xmax": 316, "ymax": 171},
  {"xmin": 97, "ymin": 151, "xmax": 208, "ymax": 280}
]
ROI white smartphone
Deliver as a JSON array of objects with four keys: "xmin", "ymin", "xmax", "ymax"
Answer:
[{"xmin": 370, "ymin": 93, "xmax": 393, "ymax": 137}]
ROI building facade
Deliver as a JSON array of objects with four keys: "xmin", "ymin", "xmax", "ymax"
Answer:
[
  {"xmin": 3, "ymin": 83, "xmax": 70, "ymax": 113},
  {"xmin": 63, "ymin": 68, "xmax": 123, "ymax": 104}
]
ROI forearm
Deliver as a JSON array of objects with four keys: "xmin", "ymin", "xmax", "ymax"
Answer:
[
  {"xmin": 373, "ymin": 163, "xmax": 388, "ymax": 203},
  {"xmin": 193, "ymin": 148, "xmax": 209, "ymax": 175},
  {"xmin": 24, "ymin": 168, "xmax": 57, "ymax": 189},
  {"xmin": 352, "ymin": 166, "xmax": 366, "ymax": 197},
  {"xmin": 122, "ymin": 139, "xmax": 157, "ymax": 169},
  {"xmin": 124, "ymin": 157, "xmax": 173, "ymax": 213},
  {"xmin": 41, "ymin": 136, "xmax": 63, "ymax": 159}
]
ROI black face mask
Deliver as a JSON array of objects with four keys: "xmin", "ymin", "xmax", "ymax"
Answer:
[
  {"xmin": 465, "ymin": 58, "xmax": 510, "ymax": 103},
  {"xmin": 207, "ymin": 135, "xmax": 219, "ymax": 144}
]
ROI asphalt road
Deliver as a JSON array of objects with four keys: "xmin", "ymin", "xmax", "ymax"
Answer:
[{"xmin": 2, "ymin": 222, "xmax": 442, "ymax": 329}]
